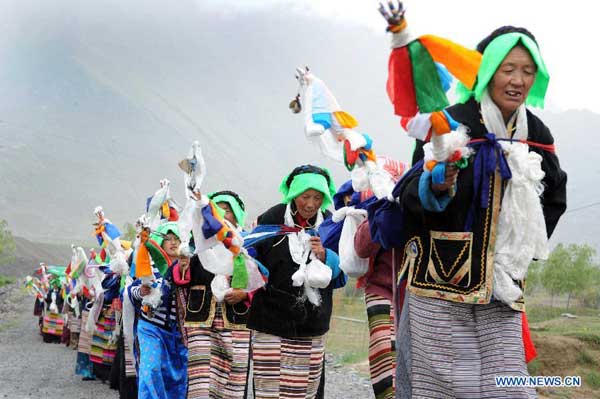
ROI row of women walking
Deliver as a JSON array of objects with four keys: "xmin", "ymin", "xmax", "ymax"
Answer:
[{"xmin": 30, "ymin": 4, "xmax": 568, "ymax": 399}]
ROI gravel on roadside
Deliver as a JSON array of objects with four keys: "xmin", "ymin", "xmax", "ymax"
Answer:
[{"xmin": 0, "ymin": 283, "xmax": 375, "ymax": 399}]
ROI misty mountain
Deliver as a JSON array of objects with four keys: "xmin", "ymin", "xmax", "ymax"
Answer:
[
  {"xmin": 0, "ymin": 237, "xmax": 70, "ymax": 277},
  {"xmin": 0, "ymin": 0, "xmax": 596, "ymax": 253}
]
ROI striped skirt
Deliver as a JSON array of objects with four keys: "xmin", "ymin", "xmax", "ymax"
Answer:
[
  {"xmin": 90, "ymin": 308, "xmax": 118, "ymax": 365},
  {"xmin": 252, "ymin": 332, "xmax": 324, "ymax": 399},
  {"xmin": 78, "ymin": 310, "xmax": 92, "ymax": 355},
  {"xmin": 186, "ymin": 306, "xmax": 251, "ymax": 399},
  {"xmin": 69, "ymin": 315, "xmax": 81, "ymax": 333},
  {"xmin": 365, "ymin": 293, "xmax": 396, "ymax": 399},
  {"xmin": 124, "ymin": 338, "xmax": 137, "ymax": 377},
  {"xmin": 397, "ymin": 293, "xmax": 536, "ymax": 399},
  {"xmin": 42, "ymin": 313, "xmax": 65, "ymax": 336}
]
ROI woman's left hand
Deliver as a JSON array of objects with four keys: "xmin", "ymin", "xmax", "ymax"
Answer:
[
  {"xmin": 224, "ymin": 288, "xmax": 248, "ymax": 305},
  {"xmin": 310, "ymin": 236, "xmax": 326, "ymax": 262}
]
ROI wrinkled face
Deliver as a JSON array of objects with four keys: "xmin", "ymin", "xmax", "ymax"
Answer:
[
  {"xmin": 217, "ymin": 202, "xmax": 237, "ymax": 226},
  {"xmin": 161, "ymin": 232, "xmax": 181, "ymax": 258},
  {"xmin": 294, "ymin": 189, "xmax": 324, "ymax": 220},
  {"xmin": 489, "ymin": 45, "xmax": 537, "ymax": 121}
]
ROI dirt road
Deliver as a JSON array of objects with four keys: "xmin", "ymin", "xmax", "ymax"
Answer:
[
  {"xmin": 0, "ymin": 284, "xmax": 117, "ymax": 399},
  {"xmin": 0, "ymin": 284, "xmax": 373, "ymax": 399}
]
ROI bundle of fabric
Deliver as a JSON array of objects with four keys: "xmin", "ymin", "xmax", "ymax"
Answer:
[
  {"xmin": 82, "ymin": 253, "xmax": 107, "ymax": 333},
  {"xmin": 133, "ymin": 221, "xmax": 179, "ymax": 314},
  {"xmin": 177, "ymin": 141, "xmax": 266, "ymax": 302},
  {"xmin": 24, "ymin": 275, "xmax": 45, "ymax": 304},
  {"xmin": 176, "ymin": 140, "xmax": 206, "ymax": 258},
  {"xmin": 94, "ymin": 207, "xmax": 122, "ymax": 256},
  {"xmin": 195, "ymin": 195, "xmax": 266, "ymax": 300},
  {"xmin": 291, "ymin": 68, "xmax": 397, "ymax": 200},
  {"xmin": 381, "ymin": 1, "xmax": 481, "ymax": 123},
  {"xmin": 146, "ymin": 179, "xmax": 182, "ymax": 229},
  {"xmin": 379, "ymin": 1, "xmax": 483, "ymax": 184}
]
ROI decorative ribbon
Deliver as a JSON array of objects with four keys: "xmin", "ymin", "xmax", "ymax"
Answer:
[
  {"xmin": 469, "ymin": 137, "xmax": 556, "ymax": 154},
  {"xmin": 465, "ymin": 133, "xmax": 512, "ymax": 230}
]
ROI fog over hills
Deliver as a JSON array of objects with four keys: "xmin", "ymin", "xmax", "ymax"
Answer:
[{"xmin": 0, "ymin": 0, "xmax": 596, "ymax": 252}]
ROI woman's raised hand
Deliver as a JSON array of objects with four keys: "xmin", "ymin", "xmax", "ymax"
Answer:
[{"xmin": 378, "ymin": 1, "xmax": 406, "ymax": 32}]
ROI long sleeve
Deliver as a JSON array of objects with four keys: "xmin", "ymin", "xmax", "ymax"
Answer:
[
  {"xmin": 128, "ymin": 282, "xmax": 143, "ymax": 304},
  {"xmin": 354, "ymin": 219, "xmax": 380, "ymax": 259},
  {"xmin": 171, "ymin": 263, "xmax": 191, "ymax": 286},
  {"xmin": 527, "ymin": 114, "xmax": 568, "ymax": 238},
  {"xmin": 325, "ymin": 249, "xmax": 347, "ymax": 288},
  {"xmin": 540, "ymin": 149, "xmax": 567, "ymax": 238}
]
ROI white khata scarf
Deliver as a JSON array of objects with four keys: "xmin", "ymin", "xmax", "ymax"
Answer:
[
  {"xmin": 284, "ymin": 204, "xmax": 332, "ymax": 306},
  {"xmin": 481, "ymin": 90, "xmax": 550, "ymax": 305}
]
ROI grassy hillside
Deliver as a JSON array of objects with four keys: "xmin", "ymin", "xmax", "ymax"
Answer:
[{"xmin": 0, "ymin": 237, "xmax": 72, "ymax": 277}]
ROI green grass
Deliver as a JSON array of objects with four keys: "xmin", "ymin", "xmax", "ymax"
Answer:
[
  {"xmin": 535, "ymin": 317, "xmax": 600, "ymax": 338},
  {"xmin": 527, "ymin": 302, "xmax": 600, "ymax": 396},
  {"xmin": 0, "ymin": 319, "xmax": 20, "ymax": 332},
  {"xmin": 527, "ymin": 359, "xmax": 541, "ymax": 375},
  {"xmin": 0, "ymin": 275, "xmax": 15, "ymax": 288},
  {"xmin": 577, "ymin": 350, "xmax": 598, "ymax": 367},
  {"xmin": 339, "ymin": 351, "xmax": 367, "ymax": 365},
  {"xmin": 326, "ymin": 291, "xmax": 370, "ymax": 366},
  {"xmin": 586, "ymin": 371, "xmax": 600, "ymax": 389},
  {"xmin": 527, "ymin": 304, "xmax": 599, "ymax": 323},
  {"xmin": 568, "ymin": 333, "xmax": 600, "ymax": 349}
]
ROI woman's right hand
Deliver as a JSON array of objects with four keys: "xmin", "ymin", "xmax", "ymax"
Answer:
[
  {"xmin": 378, "ymin": 1, "xmax": 407, "ymax": 32},
  {"xmin": 192, "ymin": 191, "xmax": 202, "ymax": 201},
  {"xmin": 431, "ymin": 165, "xmax": 459, "ymax": 194},
  {"xmin": 140, "ymin": 285, "xmax": 151, "ymax": 297}
]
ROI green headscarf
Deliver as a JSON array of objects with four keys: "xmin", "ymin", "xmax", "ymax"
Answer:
[
  {"xmin": 209, "ymin": 191, "xmax": 247, "ymax": 227},
  {"xmin": 150, "ymin": 221, "xmax": 180, "ymax": 247},
  {"xmin": 47, "ymin": 266, "xmax": 67, "ymax": 288},
  {"xmin": 279, "ymin": 165, "xmax": 336, "ymax": 210},
  {"xmin": 457, "ymin": 32, "xmax": 549, "ymax": 108},
  {"xmin": 146, "ymin": 221, "xmax": 181, "ymax": 275}
]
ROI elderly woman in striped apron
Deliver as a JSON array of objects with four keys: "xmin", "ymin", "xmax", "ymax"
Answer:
[
  {"xmin": 173, "ymin": 190, "xmax": 254, "ymax": 399},
  {"xmin": 246, "ymin": 165, "xmax": 347, "ymax": 399},
  {"xmin": 375, "ymin": 6, "xmax": 568, "ymax": 397}
]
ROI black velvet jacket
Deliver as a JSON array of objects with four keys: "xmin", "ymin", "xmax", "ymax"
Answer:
[
  {"xmin": 410, "ymin": 98, "xmax": 567, "ymax": 237},
  {"xmin": 246, "ymin": 203, "xmax": 336, "ymax": 338},
  {"xmin": 180, "ymin": 255, "xmax": 250, "ymax": 328},
  {"xmin": 399, "ymin": 99, "xmax": 567, "ymax": 306}
]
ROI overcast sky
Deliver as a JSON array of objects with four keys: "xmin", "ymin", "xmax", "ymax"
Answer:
[
  {"xmin": 205, "ymin": 0, "xmax": 597, "ymax": 114},
  {"xmin": 0, "ymin": 0, "xmax": 596, "ymax": 243}
]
